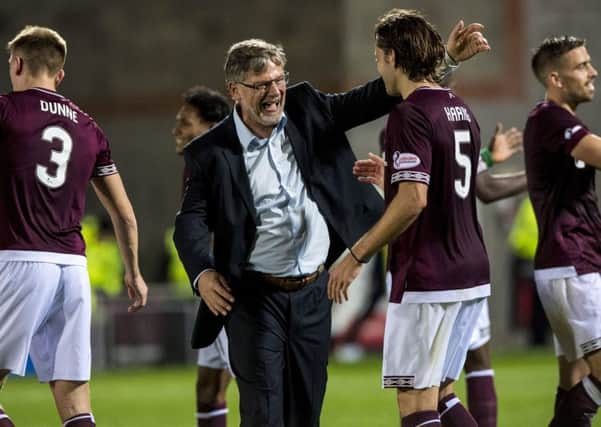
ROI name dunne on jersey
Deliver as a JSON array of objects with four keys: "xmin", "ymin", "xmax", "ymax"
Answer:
[
  {"xmin": 444, "ymin": 106, "xmax": 471, "ymax": 123},
  {"xmin": 40, "ymin": 100, "xmax": 78, "ymax": 124}
]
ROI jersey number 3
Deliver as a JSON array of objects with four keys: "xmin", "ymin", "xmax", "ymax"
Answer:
[
  {"xmin": 36, "ymin": 126, "xmax": 73, "ymax": 189},
  {"xmin": 453, "ymin": 130, "xmax": 472, "ymax": 199}
]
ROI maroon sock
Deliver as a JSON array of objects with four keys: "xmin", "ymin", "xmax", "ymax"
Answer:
[
  {"xmin": 63, "ymin": 413, "xmax": 96, "ymax": 426},
  {"xmin": 554, "ymin": 387, "xmax": 567, "ymax": 414},
  {"xmin": 0, "ymin": 409, "xmax": 15, "ymax": 427},
  {"xmin": 550, "ymin": 377, "xmax": 599, "ymax": 427},
  {"xmin": 466, "ymin": 371, "xmax": 497, "ymax": 427},
  {"xmin": 438, "ymin": 393, "xmax": 477, "ymax": 427},
  {"xmin": 401, "ymin": 410, "xmax": 440, "ymax": 427},
  {"xmin": 197, "ymin": 402, "xmax": 227, "ymax": 427}
]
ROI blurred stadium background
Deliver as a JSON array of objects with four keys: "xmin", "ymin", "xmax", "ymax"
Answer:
[{"xmin": 2, "ymin": 0, "xmax": 601, "ymax": 425}]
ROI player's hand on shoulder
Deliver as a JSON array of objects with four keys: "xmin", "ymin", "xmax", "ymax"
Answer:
[
  {"xmin": 327, "ymin": 253, "xmax": 363, "ymax": 304},
  {"xmin": 489, "ymin": 122, "xmax": 523, "ymax": 164},
  {"xmin": 353, "ymin": 152, "xmax": 386, "ymax": 191},
  {"xmin": 198, "ymin": 271, "xmax": 234, "ymax": 316},
  {"xmin": 125, "ymin": 273, "xmax": 148, "ymax": 313},
  {"xmin": 446, "ymin": 20, "xmax": 491, "ymax": 62}
]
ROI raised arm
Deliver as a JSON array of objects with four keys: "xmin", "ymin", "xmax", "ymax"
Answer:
[
  {"xmin": 91, "ymin": 173, "xmax": 148, "ymax": 313},
  {"xmin": 476, "ymin": 123, "xmax": 527, "ymax": 203},
  {"xmin": 570, "ymin": 133, "xmax": 601, "ymax": 169}
]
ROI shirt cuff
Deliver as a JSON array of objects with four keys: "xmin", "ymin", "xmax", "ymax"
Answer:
[{"xmin": 193, "ymin": 268, "xmax": 216, "ymax": 296}]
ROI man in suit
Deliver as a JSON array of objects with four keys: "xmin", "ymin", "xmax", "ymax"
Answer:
[{"xmin": 174, "ymin": 28, "xmax": 488, "ymax": 426}]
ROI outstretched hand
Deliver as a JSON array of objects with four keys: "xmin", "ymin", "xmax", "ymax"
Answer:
[
  {"xmin": 489, "ymin": 122, "xmax": 523, "ymax": 164},
  {"xmin": 353, "ymin": 152, "xmax": 387, "ymax": 191},
  {"xmin": 446, "ymin": 20, "xmax": 491, "ymax": 62}
]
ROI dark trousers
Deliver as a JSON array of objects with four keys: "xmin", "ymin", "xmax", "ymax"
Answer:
[{"xmin": 226, "ymin": 272, "xmax": 331, "ymax": 427}]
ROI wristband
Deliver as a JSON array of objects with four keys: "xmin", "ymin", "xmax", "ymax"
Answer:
[
  {"xmin": 444, "ymin": 50, "xmax": 460, "ymax": 67},
  {"xmin": 349, "ymin": 248, "xmax": 368, "ymax": 264},
  {"xmin": 480, "ymin": 147, "xmax": 494, "ymax": 168}
]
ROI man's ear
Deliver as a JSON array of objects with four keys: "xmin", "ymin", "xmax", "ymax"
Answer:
[
  {"xmin": 549, "ymin": 71, "xmax": 563, "ymax": 89},
  {"xmin": 15, "ymin": 56, "xmax": 24, "ymax": 75},
  {"xmin": 227, "ymin": 81, "xmax": 240, "ymax": 102},
  {"xmin": 55, "ymin": 69, "xmax": 65, "ymax": 88}
]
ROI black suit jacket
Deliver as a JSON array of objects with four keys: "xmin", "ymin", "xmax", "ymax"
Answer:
[{"xmin": 174, "ymin": 78, "xmax": 400, "ymax": 348}]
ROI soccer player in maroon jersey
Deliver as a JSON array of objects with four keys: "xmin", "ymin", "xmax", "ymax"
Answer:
[
  {"xmin": 0, "ymin": 26, "xmax": 148, "ymax": 427},
  {"xmin": 525, "ymin": 35, "xmax": 601, "ymax": 427},
  {"xmin": 354, "ymin": 124, "xmax": 526, "ymax": 427},
  {"xmin": 172, "ymin": 86, "xmax": 233, "ymax": 427},
  {"xmin": 328, "ymin": 9, "xmax": 490, "ymax": 427}
]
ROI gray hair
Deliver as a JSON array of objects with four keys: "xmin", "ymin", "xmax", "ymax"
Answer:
[{"xmin": 224, "ymin": 39, "xmax": 287, "ymax": 83}]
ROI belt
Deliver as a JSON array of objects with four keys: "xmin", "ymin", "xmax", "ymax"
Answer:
[{"xmin": 245, "ymin": 264, "xmax": 325, "ymax": 292}]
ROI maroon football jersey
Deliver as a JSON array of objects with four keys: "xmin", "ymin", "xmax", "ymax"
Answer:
[
  {"xmin": 0, "ymin": 88, "xmax": 117, "ymax": 257},
  {"xmin": 524, "ymin": 100, "xmax": 601, "ymax": 277},
  {"xmin": 384, "ymin": 87, "xmax": 490, "ymax": 303}
]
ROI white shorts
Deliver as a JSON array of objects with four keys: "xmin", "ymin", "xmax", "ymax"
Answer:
[
  {"xmin": 382, "ymin": 297, "xmax": 485, "ymax": 389},
  {"xmin": 468, "ymin": 300, "xmax": 491, "ymax": 351},
  {"xmin": 197, "ymin": 328, "xmax": 233, "ymax": 375},
  {"xmin": 536, "ymin": 272, "xmax": 601, "ymax": 361},
  {"xmin": 0, "ymin": 261, "xmax": 91, "ymax": 382}
]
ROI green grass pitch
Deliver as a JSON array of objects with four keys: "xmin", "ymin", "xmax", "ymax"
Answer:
[{"xmin": 2, "ymin": 349, "xmax": 601, "ymax": 426}]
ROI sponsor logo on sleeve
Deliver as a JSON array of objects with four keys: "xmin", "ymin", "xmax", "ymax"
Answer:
[
  {"xmin": 393, "ymin": 151, "xmax": 421, "ymax": 170},
  {"xmin": 564, "ymin": 125, "xmax": 583, "ymax": 140}
]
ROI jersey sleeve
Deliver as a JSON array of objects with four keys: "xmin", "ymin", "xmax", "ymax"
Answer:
[
  {"xmin": 386, "ymin": 103, "xmax": 432, "ymax": 186},
  {"xmin": 92, "ymin": 123, "xmax": 118, "ymax": 177},
  {"xmin": 546, "ymin": 107, "xmax": 590, "ymax": 154}
]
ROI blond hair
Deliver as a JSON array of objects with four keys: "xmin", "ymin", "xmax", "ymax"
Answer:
[{"xmin": 7, "ymin": 25, "xmax": 67, "ymax": 77}]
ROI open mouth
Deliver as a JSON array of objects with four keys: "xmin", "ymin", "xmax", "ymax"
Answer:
[{"xmin": 261, "ymin": 99, "xmax": 281, "ymax": 114}]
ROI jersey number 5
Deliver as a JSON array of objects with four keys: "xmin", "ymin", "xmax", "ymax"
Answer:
[
  {"xmin": 454, "ymin": 130, "xmax": 472, "ymax": 199},
  {"xmin": 36, "ymin": 126, "xmax": 73, "ymax": 189}
]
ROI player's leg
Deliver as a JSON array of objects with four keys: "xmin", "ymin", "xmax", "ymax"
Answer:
[
  {"xmin": 49, "ymin": 381, "xmax": 94, "ymax": 426},
  {"xmin": 555, "ymin": 354, "xmax": 590, "ymax": 412},
  {"xmin": 537, "ymin": 274, "xmax": 601, "ymax": 427},
  {"xmin": 0, "ymin": 374, "xmax": 15, "ymax": 427},
  {"xmin": 31, "ymin": 264, "xmax": 95, "ymax": 426},
  {"xmin": 436, "ymin": 298, "xmax": 485, "ymax": 427},
  {"xmin": 397, "ymin": 387, "xmax": 440, "ymax": 426},
  {"xmin": 196, "ymin": 366, "xmax": 230, "ymax": 426},
  {"xmin": 0, "ymin": 261, "xmax": 63, "ymax": 427},
  {"xmin": 383, "ymin": 299, "xmax": 481, "ymax": 426},
  {"xmin": 464, "ymin": 301, "xmax": 496, "ymax": 427},
  {"xmin": 196, "ymin": 328, "xmax": 233, "ymax": 426}
]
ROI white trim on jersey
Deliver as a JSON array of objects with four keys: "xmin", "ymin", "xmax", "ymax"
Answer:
[
  {"xmin": 534, "ymin": 266, "xmax": 578, "ymax": 281},
  {"xmin": 31, "ymin": 87, "xmax": 65, "ymax": 98},
  {"xmin": 391, "ymin": 170, "xmax": 430, "ymax": 185},
  {"xmin": 0, "ymin": 250, "xmax": 86, "ymax": 266},
  {"xmin": 94, "ymin": 163, "xmax": 118, "ymax": 177},
  {"xmin": 401, "ymin": 283, "xmax": 490, "ymax": 304}
]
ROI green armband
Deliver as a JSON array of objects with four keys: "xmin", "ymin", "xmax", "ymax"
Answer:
[{"xmin": 480, "ymin": 148, "xmax": 494, "ymax": 168}]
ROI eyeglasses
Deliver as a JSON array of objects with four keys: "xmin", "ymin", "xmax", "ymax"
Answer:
[{"xmin": 236, "ymin": 72, "xmax": 289, "ymax": 92}]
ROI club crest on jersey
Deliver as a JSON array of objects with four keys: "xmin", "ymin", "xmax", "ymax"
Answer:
[
  {"xmin": 393, "ymin": 152, "xmax": 421, "ymax": 170},
  {"xmin": 564, "ymin": 125, "xmax": 582, "ymax": 140}
]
